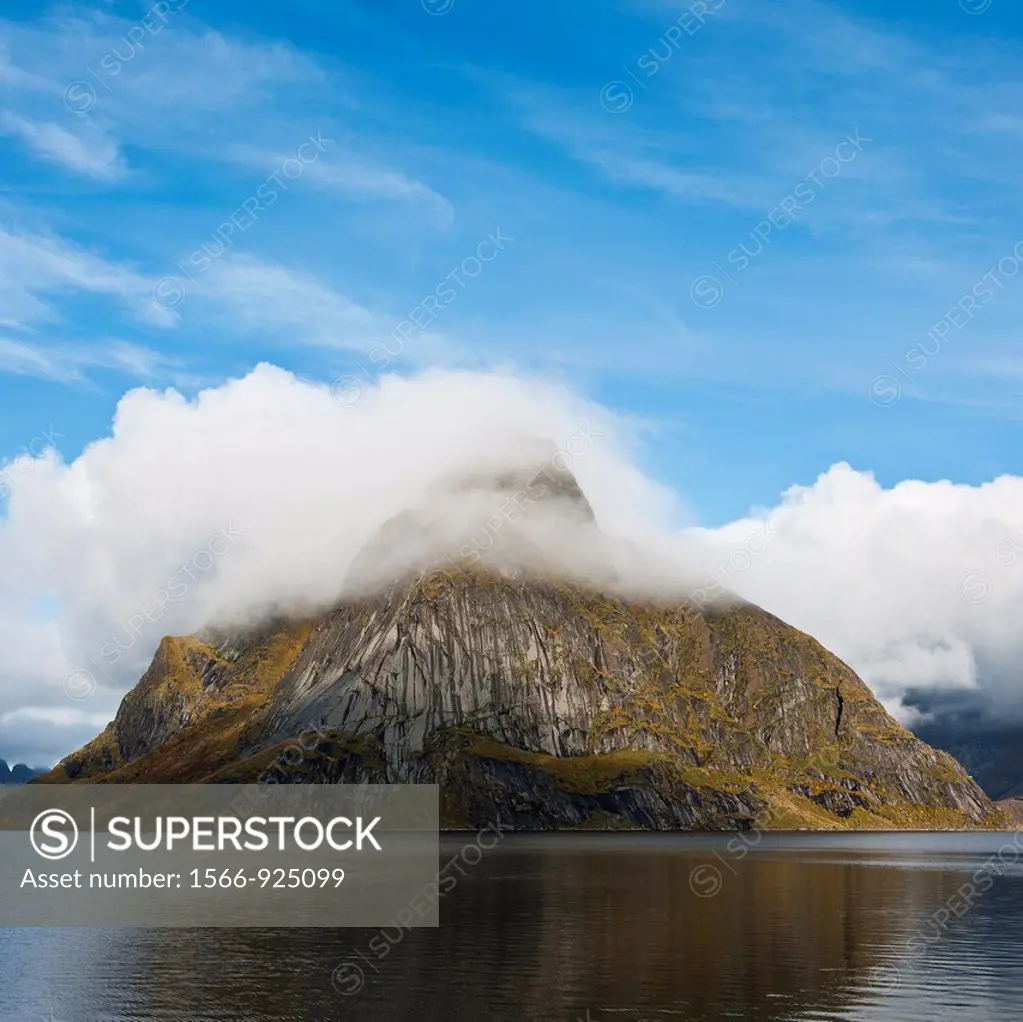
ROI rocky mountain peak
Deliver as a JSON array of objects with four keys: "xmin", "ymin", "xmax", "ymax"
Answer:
[{"xmin": 0, "ymin": 759, "xmax": 43, "ymax": 784}]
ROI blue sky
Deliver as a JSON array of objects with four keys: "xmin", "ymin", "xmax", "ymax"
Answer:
[{"xmin": 2, "ymin": 0, "xmax": 1023, "ymax": 524}]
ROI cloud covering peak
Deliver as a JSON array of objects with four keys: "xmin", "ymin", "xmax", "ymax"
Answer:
[{"xmin": 1, "ymin": 365, "xmax": 1022, "ymax": 766}]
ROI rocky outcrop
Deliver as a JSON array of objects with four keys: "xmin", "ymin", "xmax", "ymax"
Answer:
[{"xmin": 997, "ymin": 797, "xmax": 1023, "ymax": 826}]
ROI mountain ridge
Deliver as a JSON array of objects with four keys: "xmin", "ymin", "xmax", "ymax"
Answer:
[{"xmin": 0, "ymin": 759, "xmax": 44, "ymax": 784}]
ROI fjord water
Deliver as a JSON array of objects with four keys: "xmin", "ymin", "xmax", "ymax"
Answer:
[{"xmin": 2, "ymin": 833, "xmax": 1022, "ymax": 1021}]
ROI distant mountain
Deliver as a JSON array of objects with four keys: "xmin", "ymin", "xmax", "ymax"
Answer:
[
  {"xmin": 0, "ymin": 759, "xmax": 44, "ymax": 784},
  {"xmin": 39, "ymin": 454, "xmax": 1001, "ymax": 831},
  {"xmin": 914, "ymin": 721, "xmax": 1023, "ymax": 801}
]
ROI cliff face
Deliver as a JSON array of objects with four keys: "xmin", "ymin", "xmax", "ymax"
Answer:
[{"xmin": 41, "ymin": 568, "xmax": 997, "ymax": 830}]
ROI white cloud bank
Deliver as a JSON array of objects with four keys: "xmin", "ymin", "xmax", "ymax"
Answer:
[
  {"xmin": 2, "ymin": 364, "xmax": 1021, "ymax": 765},
  {"xmin": 691, "ymin": 467, "xmax": 1023, "ymax": 722}
]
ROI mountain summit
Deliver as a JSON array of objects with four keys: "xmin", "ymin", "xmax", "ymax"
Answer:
[{"xmin": 41, "ymin": 459, "xmax": 999, "ymax": 830}]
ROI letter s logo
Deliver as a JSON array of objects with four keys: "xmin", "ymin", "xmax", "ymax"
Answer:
[{"xmin": 30, "ymin": 810, "xmax": 79, "ymax": 860}]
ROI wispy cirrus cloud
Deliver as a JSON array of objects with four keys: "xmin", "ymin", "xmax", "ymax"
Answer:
[
  {"xmin": 0, "ymin": 3, "xmax": 451, "ymax": 223},
  {"xmin": 0, "ymin": 225, "xmax": 178, "ymax": 329},
  {"xmin": 0, "ymin": 337, "xmax": 181, "ymax": 383},
  {"xmin": 494, "ymin": 72, "xmax": 876, "ymax": 224},
  {"xmin": 226, "ymin": 142, "xmax": 453, "ymax": 226},
  {"xmin": 0, "ymin": 337, "xmax": 65, "ymax": 378},
  {"xmin": 0, "ymin": 7, "xmax": 327, "ymax": 185},
  {"xmin": 303, "ymin": 157, "xmax": 454, "ymax": 225},
  {"xmin": 0, "ymin": 4, "xmax": 456, "ymax": 364},
  {"xmin": 193, "ymin": 255, "xmax": 392, "ymax": 351},
  {"xmin": 0, "ymin": 109, "xmax": 126, "ymax": 181}
]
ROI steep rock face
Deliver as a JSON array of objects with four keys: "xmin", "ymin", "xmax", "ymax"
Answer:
[{"xmin": 42, "ymin": 569, "xmax": 997, "ymax": 830}]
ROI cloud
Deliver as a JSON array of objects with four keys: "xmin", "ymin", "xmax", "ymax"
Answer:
[
  {"xmin": 227, "ymin": 142, "xmax": 454, "ymax": 226},
  {"xmin": 194, "ymin": 256, "xmax": 392, "ymax": 350},
  {"xmin": 0, "ymin": 7, "xmax": 329, "ymax": 193},
  {"xmin": 0, "ymin": 109, "xmax": 126, "ymax": 180},
  {"xmin": 0, "ymin": 7, "xmax": 321, "ymax": 121},
  {"xmin": 0, "ymin": 610, "xmax": 116, "ymax": 768},
  {"xmin": 499, "ymin": 73, "xmax": 880, "ymax": 237},
  {"xmin": 168, "ymin": 254, "xmax": 461, "ymax": 364},
  {"xmin": 688, "ymin": 464, "xmax": 1023, "ymax": 724},
  {"xmin": 0, "ymin": 225, "xmax": 178, "ymax": 329},
  {"xmin": 0, "ymin": 337, "xmax": 178, "ymax": 382},
  {"xmin": 0, "ymin": 5, "xmax": 445, "ymax": 220},
  {"xmin": 0, "ymin": 338, "xmax": 68, "ymax": 379}
]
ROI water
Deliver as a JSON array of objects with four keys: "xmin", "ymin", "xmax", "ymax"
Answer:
[{"xmin": 3, "ymin": 832, "xmax": 1023, "ymax": 1021}]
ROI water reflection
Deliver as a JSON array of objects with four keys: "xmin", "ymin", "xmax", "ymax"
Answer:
[{"xmin": 2, "ymin": 833, "xmax": 1022, "ymax": 1021}]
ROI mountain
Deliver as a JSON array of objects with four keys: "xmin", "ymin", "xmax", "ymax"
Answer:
[
  {"xmin": 39, "ymin": 452, "xmax": 1001, "ymax": 831},
  {"xmin": 911, "ymin": 710, "xmax": 1023, "ymax": 824},
  {"xmin": 0, "ymin": 759, "xmax": 44, "ymax": 784},
  {"xmin": 906, "ymin": 690, "xmax": 1023, "ymax": 802}
]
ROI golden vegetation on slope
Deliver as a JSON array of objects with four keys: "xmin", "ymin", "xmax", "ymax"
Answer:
[
  {"xmin": 459, "ymin": 733, "xmax": 667, "ymax": 794},
  {"xmin": 40, "ymin": 622, "xmax": 314, "ymax": 784},
  {"xmin": 35, "ymin": 725, "xmax": 124, "ymax": 783}
]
